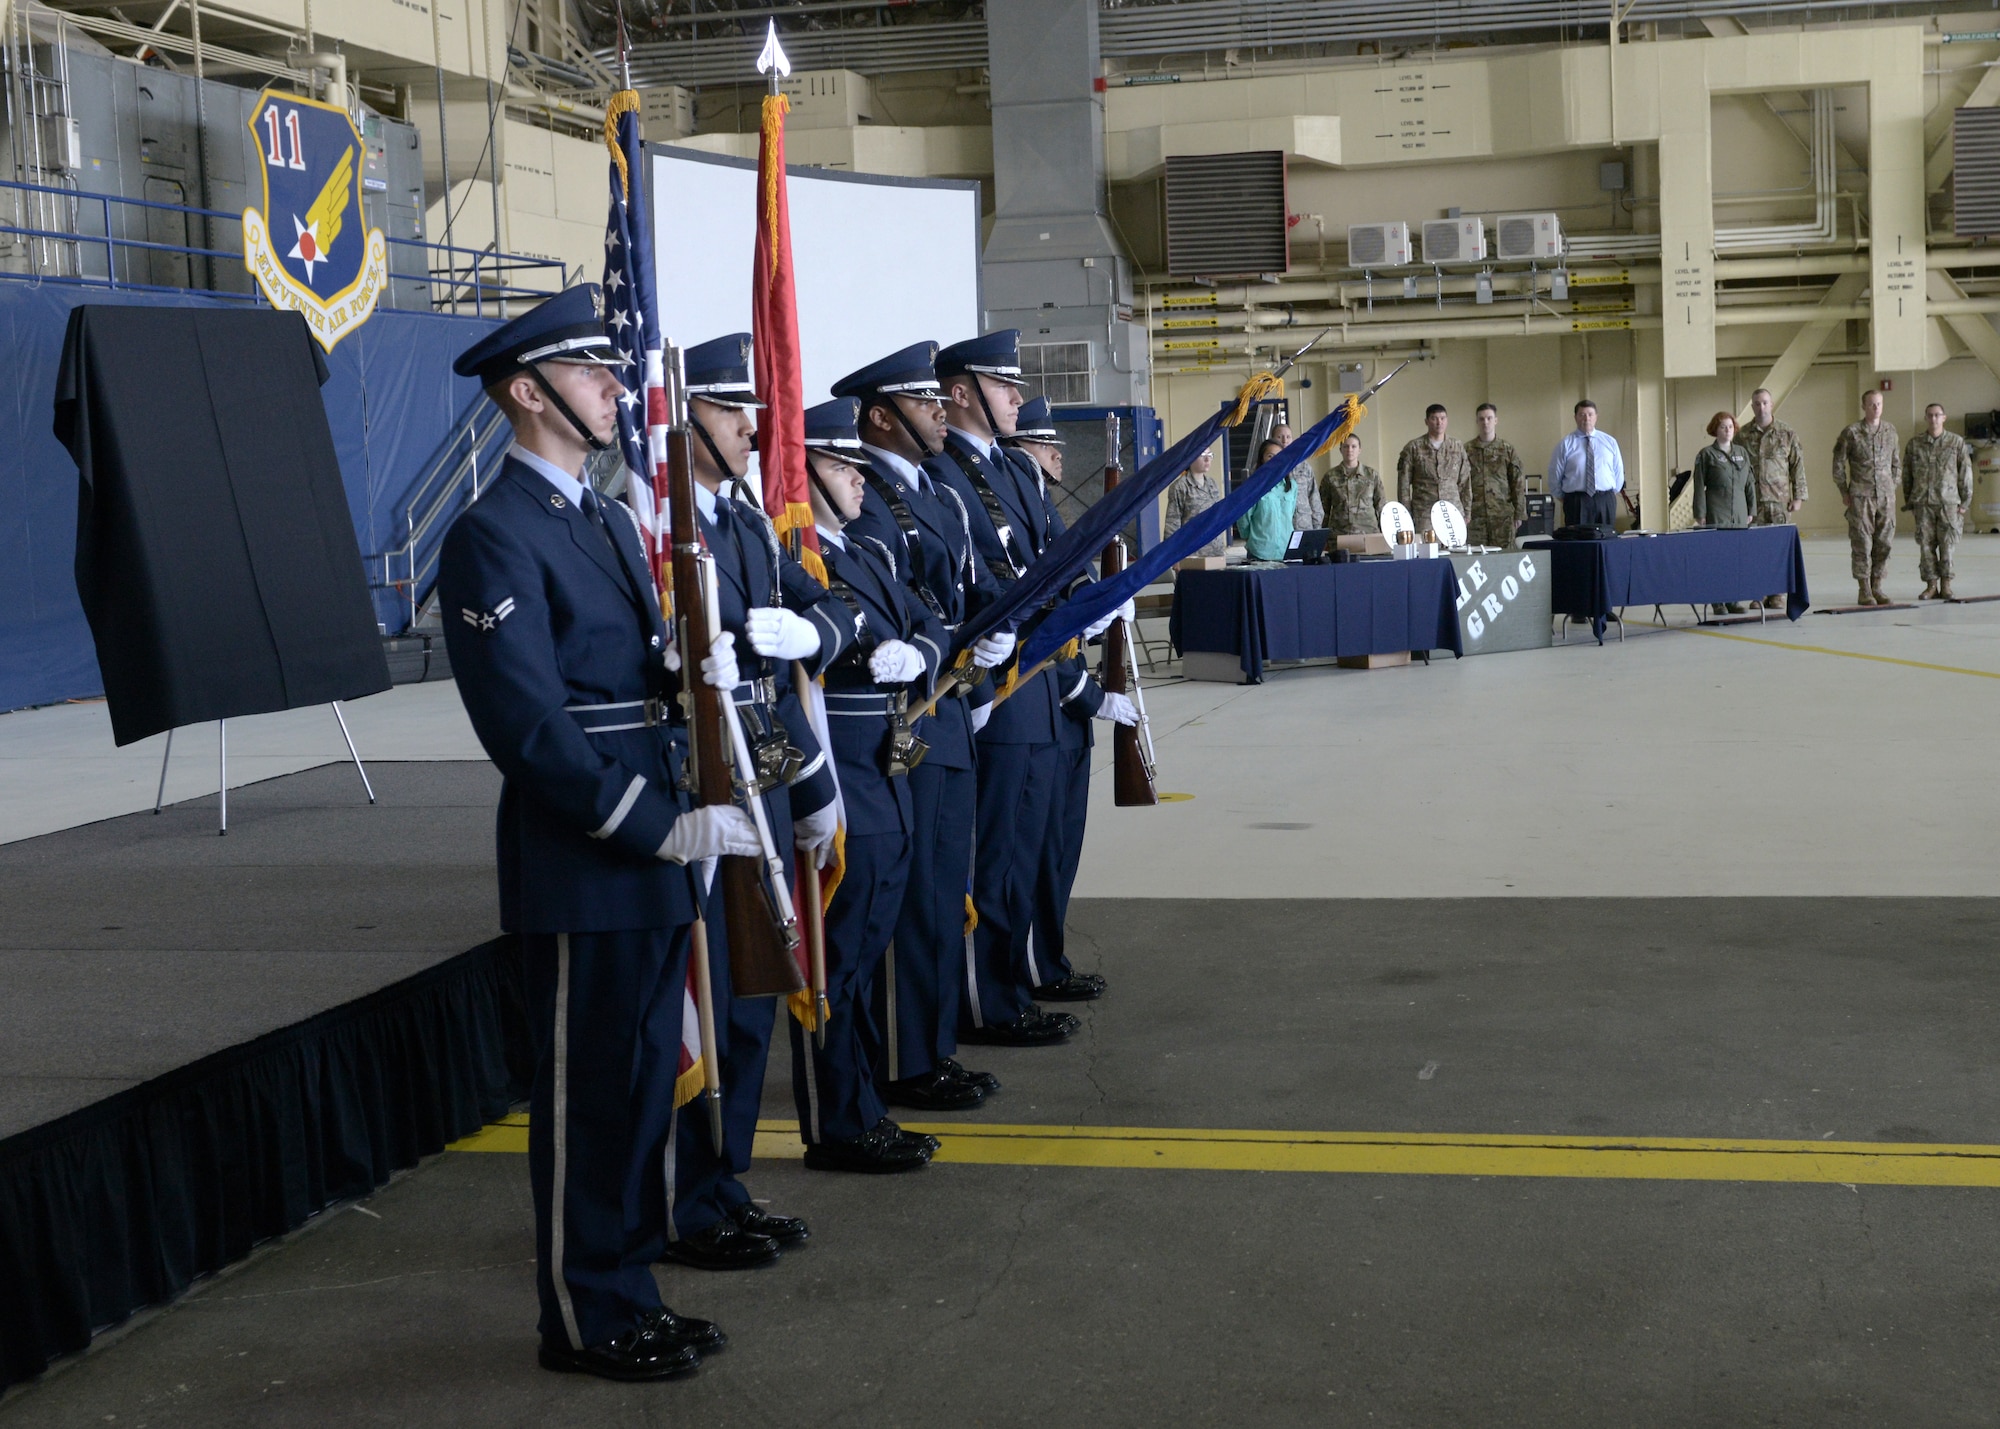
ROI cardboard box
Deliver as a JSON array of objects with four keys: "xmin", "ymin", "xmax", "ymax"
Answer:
[
  {"xmin": 1337, "ymin": 651, "xmax": 1412, "ymax": 670},
  {"xmin": 1176, "ymin": 556, "xmax": 1227, "ymax": 572},
  {"xmin": 1334, "ymin": 533, "xmax": 1390, "ymax": 555}
]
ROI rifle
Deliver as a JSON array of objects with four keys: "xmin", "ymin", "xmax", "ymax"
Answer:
[
  {"xmin": 1098, "ymin": 414, "xmax": 1157, "ymax": 807},
  {"xmin": 664, "ymin": 347, "xmax": 806, "ymax": 1002}
]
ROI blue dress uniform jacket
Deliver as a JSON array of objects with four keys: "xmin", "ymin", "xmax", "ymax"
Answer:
[{"xmin": 437, "ymin": 454, "xmax": 700, "ymax": 932}]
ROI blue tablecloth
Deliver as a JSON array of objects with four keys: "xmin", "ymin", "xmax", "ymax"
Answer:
[
  {"xmin": 1170, "ymin": 559, "xmax": 1464, "ymax": 682},
  {"xmin": 1526, "ymin": 527, "xmax": 1811, "ymax": 642}
]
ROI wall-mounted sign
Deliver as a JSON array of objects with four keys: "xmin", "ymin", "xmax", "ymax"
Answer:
[{"xmin": 241, "ymin": 91, "xmax": 388, "ymax": 351}]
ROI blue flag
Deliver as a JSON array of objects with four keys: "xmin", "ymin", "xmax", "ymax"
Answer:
[
  {"xmin": 1018, "ymin": 397, "xmax": 1357, "ymax": 670},
  {"xmin": 948, "ymin": 403, "xmax": 1238, "ymax": 660},
  {"xmin": 602, "ymin": 91, "xmax": 660, "ymax": 496}
]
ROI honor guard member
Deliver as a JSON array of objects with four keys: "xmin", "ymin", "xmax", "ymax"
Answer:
[
  {"xmin": 439, "ymin": 286, "xmax": 752, "ymax": 1382},
  {"xmin": 1007, "ymin": 397, "xmax": 1137, "ymax": 1002},
  {"xmin": 835, "ymin": 343, "xmax": 1015, "ymax": 1110},
  {"xmin": 787, "ymin": 398, "xmax": 950, "ymax": 1170},
  {"xmin": 663, "ymin": 333, "xmax": 854, "ymax": 1271},
  {"xmin": 928, "ymin": 331, "xmax": 1119, "ymax": 1046}
]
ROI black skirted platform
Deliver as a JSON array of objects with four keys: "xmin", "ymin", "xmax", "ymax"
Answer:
[
  {"xmin": 0, "ymin": 761, "xmax": 523, "ymax": 1390},
  {"xmin": 1527, "ymin": 526, "xmax": 1811, "ymax": 643}
]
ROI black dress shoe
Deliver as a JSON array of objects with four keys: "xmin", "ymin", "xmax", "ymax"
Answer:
[
  {"xmin": 938, "ymin": 1057, "xmax": 1000, "ymax": 1095},
  {"xmin": 539, "ymin": 1325, "xmax": 701, "ymax": 1382},
  {"xmin": 883, "ymin": 1117, "xmax": 941, "ymax": 1154},
  {"xmin": 960, "ymin": 1009, "xmax": 1073, "ymax": 1046},
  {"xmin": 730, "ymin": 1202, "xmax": 809, "ymax": 1247},
  {"xmin": 1035, "ymin": 973, "xmax": 1106, "ymax": 1002},
  {"xmin": 802, "ymin": 1120, "xmax": 932, "ymax": 1173},
  {"xmin": 885, "ymin": 1067, "xmax": 986, "ymax": 1111},
  {"xmin": 644, "ymin": 1307, "xmax": 727, "ymax": 1357},
  {"xmin": 658, "ymin": 1220, "xmax": 780, "ymax": 1271}
]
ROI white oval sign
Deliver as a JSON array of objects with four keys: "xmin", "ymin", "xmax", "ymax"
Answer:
[
  {"xmin": 1379, "ymin": 500, "xmax": 1415, "ymax": 542},
  {"xmin": 1430, "ymin": 500, "xmax": 1467, "ymax": 548}
]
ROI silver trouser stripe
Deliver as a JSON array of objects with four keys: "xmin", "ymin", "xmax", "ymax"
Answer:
[
  {"xmin": 1063, "ymin": 670, "xmax": 1090, "ymax": 704},
  {"xmin": 793, "ymin": 749, "xmax": 826, "ymax": 782},
  {"xmin": 664, "ymin": 1102, "xmax": 680, "ymax": 1244},
  {"xmin": 589, "ymin": 775, "xmax": 646, "ymax": 840},
  {"xmin": 550, "ymin": 935, "xmax": 583, "ymax": 1350},
  {"xmin": 884, "ymin": 942, "xmax": 900, "ymax": 1083},
  {"xmin": 1025, "ymin": 924, "xmax": 1041, "ymax": 987}
]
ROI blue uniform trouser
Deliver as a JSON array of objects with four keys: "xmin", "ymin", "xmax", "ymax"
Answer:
[
  {"xmin": 963, "ymin": 738, "xmax": 1059, "ymax": 1029},
  {"xmin": 877, "ymin": 760, "xmax": 975, "ymax": 1081},
  {"xmin": 791, "ymin": 829, "xmax": 910, "ymax": 1144},
  {"xmin": 1029, "ymin": 737, "xmax": 1092, "ymax": 987},
  {"xmin": 525, "ymin": 926, "xmax": 690, "ymax": 1351},
  {"xmin": 669, "ymin": 884, "xmax": 779, "ymax": 1238}
]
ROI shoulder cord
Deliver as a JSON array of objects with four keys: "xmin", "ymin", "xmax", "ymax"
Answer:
[{"xmin": 725, "ymin": 477, "xmax": 784, "ymax": 607}]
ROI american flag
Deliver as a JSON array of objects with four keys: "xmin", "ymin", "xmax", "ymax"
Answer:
[{"xmin": 602, "ymin": 86, "xmax": 670, "ymax": 585}]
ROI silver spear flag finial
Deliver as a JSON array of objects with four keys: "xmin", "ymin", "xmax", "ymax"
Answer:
[{"xmin": 756, "ymin": 20, "xmax": 791, "ymax": 83}]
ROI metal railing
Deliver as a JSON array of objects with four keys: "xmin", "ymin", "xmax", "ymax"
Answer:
[
  {"xmin": 0, "ymin": 176, "xmax": 569, "ymax": 317},
  {"xmin": 370, "ymin": 395, "xmax": 515, "ymax": 632}
]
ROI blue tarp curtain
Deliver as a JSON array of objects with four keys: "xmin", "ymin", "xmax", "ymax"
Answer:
[{"xmin": 0, "ymin": 285, "xmax": 499, "ymax": 713}]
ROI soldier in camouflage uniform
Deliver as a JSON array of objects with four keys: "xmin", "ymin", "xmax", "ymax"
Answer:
[
  {"xmin": 1830, "ymin": 389, "xmax": 1900, "ymax": 606},
  {"xmin": 1736, "ymin": 387, "xmax": 1807, "ymax": 610},
  {"xmin": 1319, "ymin": 434, "xmax": 1383, "ymax": 537},
  {"xmin": 1269, "ymin": 424, "xmax": 1324, "ymax": 530},
  {"xmin": 1903, "ymin": 402, "xmax": 1975, "ymax": 599},
  {"xmin": 1397, "ymin": 404, "xmax": 1472, "ymax": 533},
  {"xmin": 1163, "ymin": 443, "xmax": 1226, "ymax": 559},
  {"xmin": 1464, "ymin": 403, "xmax": 1524, "ymax": 549}
]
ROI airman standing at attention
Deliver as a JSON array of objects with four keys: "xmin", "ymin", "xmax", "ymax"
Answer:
[
  {"xmin": 1397, "ymin": 404, "xmax": 1471, "ymax": 524},
  {"xmin": 1162, "ymin": 444, "xmax": 1226, "ymax": 558},
  {"xmin": 1318, "ymin": 433, "xmax": 1383, "ymax": 537},
  {"xmin": 1831, "ymin": 389, "xmax": 1901, "ymax": 606},
  {"xmin": 1903, "ymin": 402, "xmax": 1974, "ymax": 600},
  {"xmin": 1464, "ymin": 403, "xmax": 1524, "ymax": 549},
  {"xmin": 439, "ymin": 286, "xmax": 756, "ymax": 1383}
]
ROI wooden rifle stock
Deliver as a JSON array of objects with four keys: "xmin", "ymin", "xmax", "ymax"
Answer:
[
  {"xmin": 1098, "ymin": 417, "xmax": 1158, "ymax": 807},
  {"xmin": 665, "ymin": 425, "xmax": 806, "ymax": 999}
]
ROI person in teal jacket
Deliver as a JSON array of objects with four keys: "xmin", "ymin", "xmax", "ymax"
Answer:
[{"xmin": 1237, "ymin": 437, "xmax": 1298, "ymax": 560}]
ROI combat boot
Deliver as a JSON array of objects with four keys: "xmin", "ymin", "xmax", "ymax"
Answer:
[
  {"xmin": 1941, "ymin": 577, "xmax": 1955, "ymax": 600},
  {"xmin": 1858, "ymin": 581, "xmax": 1873, "ymax": 606},
  {"xmin": 1921, "ymin": 579, "xmax": 1939, "ymax": 600},
  {"xmin": 1873, "ymin": 579, "xmax": 1892, "ymax": 606}
]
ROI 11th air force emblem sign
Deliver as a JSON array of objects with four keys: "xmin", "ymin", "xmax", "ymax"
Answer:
[{"xmin": 241, "ymin": 91, "xmax": 388, "ymax": 351}]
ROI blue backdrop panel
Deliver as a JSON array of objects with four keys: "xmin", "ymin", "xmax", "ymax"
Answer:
[{"xmin": 0, "ymin": 286, "xmax": 498, "ymax": 714}]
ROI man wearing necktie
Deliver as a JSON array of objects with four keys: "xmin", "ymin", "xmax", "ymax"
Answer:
[
  {"xmin": 660, "ymin": 334, "xmax": 855, "ymax": 1274},
  {"xmin": 1548, "ymin": 398, "xmax": 1625, "ymax": 529}
]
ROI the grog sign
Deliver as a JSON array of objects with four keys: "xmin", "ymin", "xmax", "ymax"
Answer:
[
  {"xmin": 241, "ymin": 91, "xmax": 388, "ymax": 351},
  {"xmin": 1451, "ymin": 550, "xmax": 1552, "ymax": 654}
]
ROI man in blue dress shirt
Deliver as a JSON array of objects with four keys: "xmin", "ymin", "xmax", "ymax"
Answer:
[
  {"xmin": 1547, "ymin": 398, "xmax": 1625, "ymax": 529},
  {"xmin": 438, "ymin": 286, "xmax": 754, "ymax": 1382}
]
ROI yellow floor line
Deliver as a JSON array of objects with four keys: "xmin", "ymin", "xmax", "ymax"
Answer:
[
  {"xmin": 446, "ymin": 1116, "xmax": 2000, "ymax": 1188},
  {"xmin": 1680, "ymin": 624, "xmax": 2000, "ymax": 679}
]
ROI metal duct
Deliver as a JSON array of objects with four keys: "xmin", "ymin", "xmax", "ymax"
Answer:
[
  {"xmin": 1164, "ymin": 151, "xmax": 1287, "ymax": 277},
  {"xmin": 612, "ymin": 19, "xmax": 985, "ymax": 87},
  {"xmin": 1955, "ymin": 107, "xmax": 2000, "ymax": 238}
]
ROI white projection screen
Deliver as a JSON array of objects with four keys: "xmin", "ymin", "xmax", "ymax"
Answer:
[{"xmin": 649, "ymin": 144, "xmax": 982, "ymax": 403}]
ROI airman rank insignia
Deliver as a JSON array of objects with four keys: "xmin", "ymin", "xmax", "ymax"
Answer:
[
  {"xmin": 462, "ymin": 598, "xmax": 516, "ymax": 632},
  {"xmin": 240, "ymin": 90, "xmax": 388, "ymax": 352}
]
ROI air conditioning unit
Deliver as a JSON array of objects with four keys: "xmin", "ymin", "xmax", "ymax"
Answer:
[
  {"xmin": 1495, "ymin": 212, "xmax": 1564, "ymax": 260},
  {"xmin": 1422, "ymin": 217, "xmax": 1486, "ymax": 264},
  {"xmin": 1347, "ymin": 222, "xmax": 1411, "ymax": 269}
]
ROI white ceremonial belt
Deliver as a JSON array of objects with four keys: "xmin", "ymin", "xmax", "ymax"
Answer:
[{"xmin": 565, "ymin": 697, "xmax": 670, "ymax": 733}]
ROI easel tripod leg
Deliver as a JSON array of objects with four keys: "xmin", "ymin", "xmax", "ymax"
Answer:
[
  {"xmin": 218, "ymin": 720, "xmax": 228, "ymax": 836},
  {"xmin": 330, "ymin": 702, "xmax": 376, "ymax": 804},
  {"xmin": 153, "ymin": 728, "xmax": 174, "ymax": 814}
]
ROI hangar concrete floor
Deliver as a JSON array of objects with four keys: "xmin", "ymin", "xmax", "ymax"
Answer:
[{"xmin": 4, "ymin": 535, "xmax": 2000, "ymax": 1425}]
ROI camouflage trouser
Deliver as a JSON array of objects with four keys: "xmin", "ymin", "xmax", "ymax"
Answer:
[
  {"xmin": 1844, "ymin": 485, "xmax": 1895, "ymax": 581},
  {"xmin": 1467, "ymin": 502, "xmax": 1517, "ymax": 549},
  {"xmin": 1750, "ymin": 501, "xmax": 1792, "ymax": 528},
  {"xmin": 1914, "ymin": 504, "xmax": 1963, "ymax": 582}
]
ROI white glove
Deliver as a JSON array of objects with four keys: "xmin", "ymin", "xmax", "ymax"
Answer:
[
  {"xmin": 970, "ymin": 702, "xmax": 993, "ymax": 732},
  {"xmin": 700, "ymin": 631, "xmax": 740, "ymax": 691},
  {"xmin": 793, "ymin": 803, "xmax": 840, "ymax": 868},
  {"xmin": 656, "ymin": 805, "xmax": 761, "ymax": 864},
  {"xmin": 1082, "ymin": 609, "xmax": 1117, "ymax": 640},
  {"xmin": 971, "ymin": 630, "xmax": 1016, "ymax": 669},
  {"xmin": 745, "ymin": 606, "xmax": 821, "ymax": 660},
  {"xmin": 1097, "ymin": 691, "xmax": 1139, "ymax": 726},
  {"xmin": 868, "ymin": 639, "xmax": 925, "ymax": 684}
]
